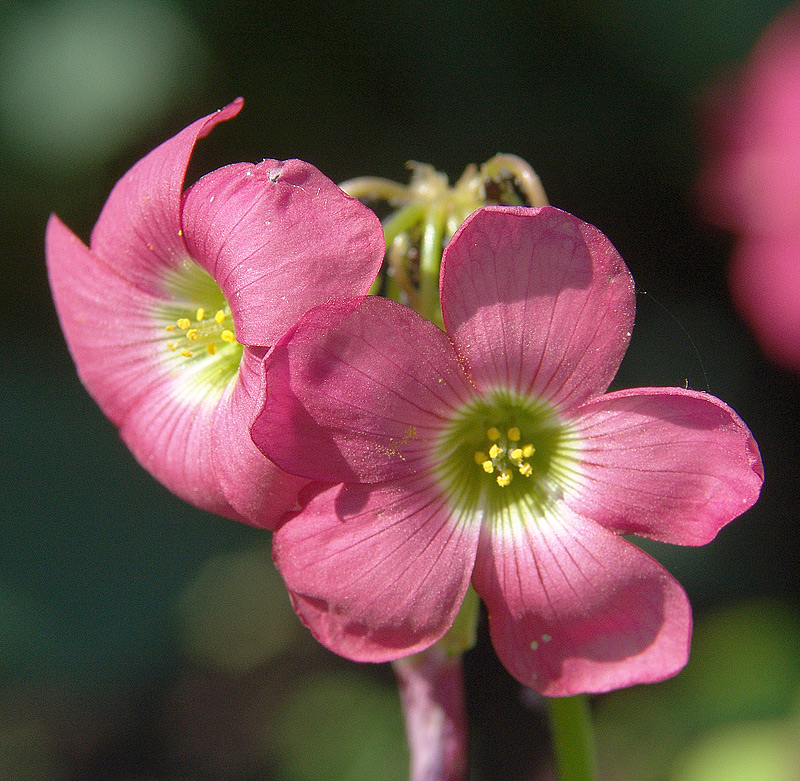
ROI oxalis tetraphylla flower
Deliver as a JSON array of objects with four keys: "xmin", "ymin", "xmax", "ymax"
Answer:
[
  {"xmin": 46, "ymin": 99, "xmax": 384, "ymax": 527},
  {"xmin": 252, "ymin": 205, "xmax": 763, "ymax": 696}
]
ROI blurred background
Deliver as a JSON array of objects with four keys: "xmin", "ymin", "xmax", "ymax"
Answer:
[{"xmin": 2, "ymin": 0, "xmax": 800, "ymax": 778}]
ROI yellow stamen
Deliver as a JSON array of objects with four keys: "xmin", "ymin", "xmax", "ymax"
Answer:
[
  {"xmin": 509, "ymin": 448, "xmax": 523, "ymax": 461},
  {"xmin": 496, "ymin": 469, "xmax": 512, "ymax": 487},
  {"xmin": 507, "ymin": 427, "xmax": 521, "ymax": 441},
  {"xmin": 164, "ymin": 324, "xmax": 176, "ymax": 332},
  {"xmin": 488, "ymin": 443, "xmax": 503, "ymax": 460},
  {"xmin": 215, "ymin": 309, "xmax": 226, "ymax": 324},
  {"xmin": 206, "ymin": 343, "xmax": 217, "ymax": 355},
  {"xmin": 522, "ymin": 444, "xmax": 535, "ymax": 458},
  {"xmin": 487, "ymin": 426, "xmax": 501, "ymax": 441},
  {"xmin": 185, "ymin": 328, "xmax": 199, "ymax": 341},
  {"xmin": 167, "ymin": 343, "xmax": 177, "ymax": 351},
  {"xmin": 221, "ymin": 329, "xmax": 236, "ymax": 343},
  {"xmin": 196, "ymin": 307, "xmax": 205, "ymax": 321},
  {"xmin": 176, "ymin": 317, "xmax": 191, "ymax": 330},
  {"xmin": 180, "ymin": 349, "xmax": 193, "ymax": 358},
  {"xmin": 482, "ymin": 460, "xmax": 494, "ymax": 473},
  {"xmin": 519, "ymin": 462, "xmax": 533, "ymax": 477},
  {"xmin": 474, "ymin": 451, "xmax": 487, "ymax": 465}
]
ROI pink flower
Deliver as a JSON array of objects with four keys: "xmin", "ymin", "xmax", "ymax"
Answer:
[
  {"xmin": 252, "ymin": 206, "xmax": 763, "ymax": 695},
  {"xmin": 46, "ymin": 99, "xmax": 384, "ymax": 527},
  {"xmin": 697, "ymin": 6, "xmax": 800, "ymax": 370}
]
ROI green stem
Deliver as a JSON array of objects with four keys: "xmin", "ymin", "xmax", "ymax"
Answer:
[
  {"xmin": 547, "ymin": 695, "xmax": 596, "ymax": 781},
  {"xmin": 382, "ymin": 202, "xmax": 427, "ymax": 249},
  {"xmin": 418, "ymin": 203, "xmax": 446, "ymax": 326}
]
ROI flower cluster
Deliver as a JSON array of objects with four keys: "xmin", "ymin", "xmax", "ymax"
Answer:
[{"xmin": 49, "ymin": 103, "xmax": 762, "ymax": 697}]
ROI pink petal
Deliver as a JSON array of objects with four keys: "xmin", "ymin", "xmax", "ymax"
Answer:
[
  {"xmin": 566, "ymin": 388, "xmax": 763, "ymax": 545},
  {"xmin": 210, "ymin": 346, "xmax": 309, "ymax": 528},
  {"xmin": 730, "ymin": 237, "xmax": 800, "ymax": 371},
  {"xmin": 46, "ymin": 215, "xmax": 165, "ymax": 424},
  {"xmin": 272, "ymin": 476, "xmax": 480, "ymax": 661},
  {"xmin": 181, "ymin": 159, "xmax": 385, "ymax": 347},
  {"xmin": 472, "ymin": 505, "xmax": 691, "ymax": 696},
  {"xmin": 698, "ymin": 8, "xmax": 800, "ymax": 235},
  {"xmin": 89, "ymin": 99, "xmax": 243, "ymax": 294},
  {"xmin": 252, "ymin": 296, "xmax": 477, "ymax": 484},
  {"xmin": 440, "ymin": 206, "xmax": 635, "ymax": 410}
]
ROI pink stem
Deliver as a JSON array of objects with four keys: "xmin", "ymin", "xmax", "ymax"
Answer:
[{"xmin": 392, "ymin": 648, "xmax": 469, "ymax": 781}]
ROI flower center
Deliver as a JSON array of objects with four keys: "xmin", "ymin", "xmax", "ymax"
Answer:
[
  {"xmin": 152, "ymin": 260, "xmax": 243, "ymax": 400},
  {"xmin": 434, "ymin": 389, "xmax": 582, "ymax": 517},
  {"xmin": 473, "ymin": 426, "xmax": 536, "ymax": 488},
  {"xmin": 164, "ymin": 305, "xmax": 237, "ymax": 359}
]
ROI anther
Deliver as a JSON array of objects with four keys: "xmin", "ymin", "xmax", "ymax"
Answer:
[
  {"xmin": 206, "ymin": 343, "xmax": 217, "ymax": 355},
  {"xmin": 507, "ymin": 427, "xmax": 521, "ymax": 441},
  {"xmin": 186, "ymin": 328, "xmax": 199, "ymax": 341},
  {"xmin": 496, "ymin": 469, "xmax": 512, "ymax": 487},
  {"xmin": 215, "ymin": 310, "xmax": 226, "ymax": 324},
  {"xmin": 488, "ymin": 443, "xmax": 503, "ymax": 460},
  {"xmin": 487, "ymin": 427, "xmax": 501, "ymax": 441},
  {"xmin": 176, "ymin": 317, "xmax": 191, "ymax": 330},
  {"xmin": 474, "ymin": 451, "xmax": 487, "ymax": 465},
  {"xmin": 196, "ymin": 307, "xmax": 205, "ymax": 321},
  {"xmin": 221, "ymin": 329, "xmax": 236, "ymax": 343}
]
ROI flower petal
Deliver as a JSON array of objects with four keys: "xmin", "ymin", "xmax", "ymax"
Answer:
[
  {"xmin": 89, "ymin": 99, "xmax": 243, "ymax": 293},
  {"xmin": 210, "ymin": 346, "xmax": 309, "ymax": 528},
  {"xmin": 46, "ymin": 215, "xmax": 163, "ymax": 424},
  {"xmin": 272, "ymin": 476, "xmax": 480, "ymax": 661},
  {"xmin": 472, "ymin": 504, "xmax": 691, "ymax": 696},
  {"xmin": 566, "ymin": 387, "xmax": 763, "ymax": 545},
  {"xmin": 181, "ymin": 159, "xmax": 385, "ymax": 346},
  {"xmin": 730, "ymin": 237, "xmax": 800, "ymax": 371},
  {"xmin": 252, "ymin": 296, "xmax": 476, "ymax": 484},
  {"xmin": 440, "ymin": 206, "xmax": 635, "ymax": 410}
]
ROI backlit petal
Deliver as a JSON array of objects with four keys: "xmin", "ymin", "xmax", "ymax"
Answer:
[
  {"xmin": 441, "ymin": 206, "xmax": 635, "ymax": 410},
  {"xmin": 273, "ymin": 475, "xmax": 480, "ymax": 661},
  {"xmin": 46, "ymin": 215, "xmax": 165, "ymax": 425},
  {"xmin": 90, "ymin": 99, "xmax": 243, "ymax": 294},
  {"xmin": 253, "ymin": 296, "xmax": 476, "ymax": 484},
  {"xmin": 567, "ymin": 387, "xmax": 763, "ymax": 544},
  {"xmin": 472, "ymin": 503, "xmax": 691, "ymax": 696},
  {"xmin": 181, "ymin": 159, "xmax": 385, "ymax": 346}
]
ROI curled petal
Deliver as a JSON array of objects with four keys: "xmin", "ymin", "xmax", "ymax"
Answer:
[
  {"xmin": 46, "ymin": 215, "xmax": 164, "ymax": 425},
  {"xmin": 441, "ymin": 206, "xmax": 635, "ymax": 410},
  {"xmin": 273, "ymin": 476, "xmax": 481, "ymax": 661},
  {"xmin": 472, "ymin": 505, "xmax": 691, "ymax": 696},
  {"xmin": 253, "ymin": 297, "xmax": 476, "ymax": 484},
  {"xmin": 567, "ymin": 388, "xmax": 763, "ymax": 545},
  {"xmin": 90, "ymin": 99, "xmax": 243, "ymax": 294},
  {"xmin": 181, "ymin": 159, "xmax": 385, "ymax": 347}
]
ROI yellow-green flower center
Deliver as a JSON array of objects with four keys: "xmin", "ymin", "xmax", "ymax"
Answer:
[
  {"xmin": 153, "ymin": 260, "xmax": 243, "ymax": 400},
  {"xmin": 434, "ymin": 389, "xmax": 582, "ymax": 517}
]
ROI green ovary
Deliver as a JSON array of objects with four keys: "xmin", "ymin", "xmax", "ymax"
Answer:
[
  {"xmin": 434, "ymin": 389, "xmax": 582, "ymax": 518},
  {"xmin": 153, "ymin": 260, "xmax": 243, "ymax": 400}
]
